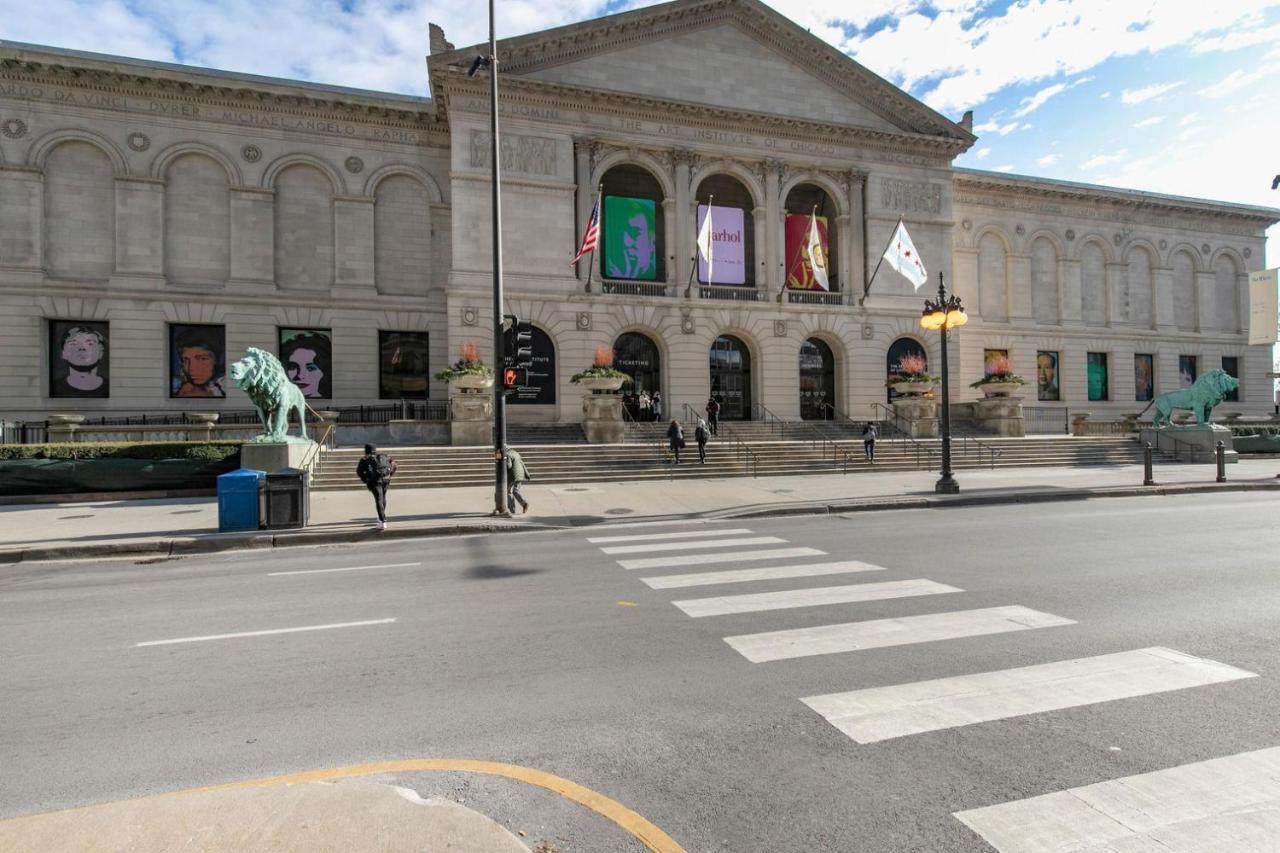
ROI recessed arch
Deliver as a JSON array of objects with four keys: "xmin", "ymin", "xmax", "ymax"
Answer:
[
  {"xmin": 708, "ymin": 330, "xmax": 758, "ymax": 420},
  {"xmin": 150, "ymin": 141, "xmax": 242, "ymax": 185},
  {"xmin": 1167, "ymin": 242, "xmax": 1205, "ymax": 272},
  {"xmin": 163, "ymin": 151, "xmax": 231, "ymax": 286},
  {"xmin": 783, "ymin": 181, "xmax": 841, "ymax": 292},
  {"xmin": 886, "ymin": 336, "xmax": 930, "ymax": 403},
  {"xmin": 590, "ymin": 150, "xmax": 675, "ymax": 200},
  {"xmin": 1029, "ymin": 234, "xmax": 1060, "ymax": 325},
  {"xmin": 778, "ymin": 172, "xmax": 848, "ymax": 216},
  {"xmin": 1072, "ymin": 234, "xmax": 1115, "ymax": 264},
  {"xmin": 362, "ymin": 163, "xmax": 444, "ymax": 203},
  {"xmin": 43, "ymin": 139, "xmax": 116, "ymax": 279},
  {"xmin": 1171, "ymin": 248, "xmax": 1198, "ymax": 331},
  {"xmin": 690, "ymin": 160, "xmax": 765, "ymax": 209},
  {"xmin": 507, "ymin": 323, "xmax": 558, "ymax": 406},
  {"xmin": 29, "ymin": 128, "xmax": 128, "ymax": 174},
  {"xmin": 799, "ymin": 336, "xmax": 837, "ymax": 420},
  {"xmin": 599, "ymin": 162, "xmax": 667, "ymax": 283},
  {"xmin": 691, "ymin": 169, "xmax": 758, "ymax": 286},
  {"xmin": 262, "ymin": 152, "xmax": 344, "ymax": 195},
  {"xmin": 613, "ymin": 330, "xmax": 663, "ymax": 402}
]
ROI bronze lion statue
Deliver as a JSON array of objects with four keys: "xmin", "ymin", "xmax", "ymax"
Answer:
[
  {"xmin": 1144, "ymin": 368, "xmax": 1239, "ymax": 428},
  {"xmin": 229, "ymin": 347, "xmax": 309, "ymax": 442}
]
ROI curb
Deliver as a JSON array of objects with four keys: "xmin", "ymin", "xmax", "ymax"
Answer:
[{"xmin": 4, "ymin": 480, "xmax": 1277, "ymax": 564}]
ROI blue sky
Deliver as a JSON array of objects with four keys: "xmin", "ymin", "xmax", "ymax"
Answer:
[{"xmin": 4, "ymin": 0, "xmax": 1279, "ymax": 262}]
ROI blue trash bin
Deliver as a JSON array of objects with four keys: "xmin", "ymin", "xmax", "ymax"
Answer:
[{"xmin": 217, "ymin": 468, "xmax": 266, "ymax": 532}]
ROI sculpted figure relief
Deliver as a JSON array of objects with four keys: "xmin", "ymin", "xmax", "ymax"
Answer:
[
  {"xmin": 1143, "ymin": 368, "xmax": 1239, "ymax": 428},
  {"xmin": 229, "ymin": 347, "xmax": 310, "ymax": 442}
]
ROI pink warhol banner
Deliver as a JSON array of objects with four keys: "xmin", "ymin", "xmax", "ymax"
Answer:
[{"xmin": 697, "ymin": 204, "xmax": 746, "ymax": 285}]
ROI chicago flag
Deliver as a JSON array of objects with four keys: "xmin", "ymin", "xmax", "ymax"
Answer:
[{"xmin": 882, "ymin": 219, "xmax": 928, "ymax": 289}]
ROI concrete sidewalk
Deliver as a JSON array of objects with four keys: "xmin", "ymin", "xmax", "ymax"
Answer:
[{"xmin": 2, "ymin": 459, "xmax": 1278, "ymax": 562}]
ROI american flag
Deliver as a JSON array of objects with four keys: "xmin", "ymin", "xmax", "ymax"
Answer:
[{"xmin": 571, "ymin": 192, "xmax": 601, "ymax": 265}]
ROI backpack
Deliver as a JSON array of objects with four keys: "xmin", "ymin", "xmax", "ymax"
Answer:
[{"xmin": 361, "ymin": 452, "xmax": 396, "ymax": 484}]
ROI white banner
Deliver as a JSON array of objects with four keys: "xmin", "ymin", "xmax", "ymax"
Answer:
[{"xmin": 1248, "ymin": 269, "xmax": 1279, "ymax": 346}]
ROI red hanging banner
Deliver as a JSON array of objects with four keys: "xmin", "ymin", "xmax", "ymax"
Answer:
[{"xmin": 785, "ymin": 213, "xmax": 829, "ymax": 290}]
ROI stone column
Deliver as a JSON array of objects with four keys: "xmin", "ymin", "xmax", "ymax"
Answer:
[
  {"xmin": 673, "ymin": 150, "xmax": 696, "ymax": 290},
  {"xmin": 230, "ymin": 187, "xmax": 275, "ymax": 286},
  {"xmin": 835, "ymin": 214, "xmax": 852, "ymax": 301},
  {"xmin": 763, "ymin": 162, "xmax": 782, "ymax": 293},
  {"xmin": 845, "ymin": 171, "xmax": 866, "ymax": 297},
  {"xmin": 573, "ymin": 138, "xmax": 592, "ymax": 284},
  {"xmin": 114, "ymin": 176, "xmax": 165, "ymax": 278},
  {"xmin": 752, "ymin": 206, "xmax": 768, "ymax": 296},
  {"xmin": 333, "ymin": 196, "xmax": 375, "ymax": 294}
]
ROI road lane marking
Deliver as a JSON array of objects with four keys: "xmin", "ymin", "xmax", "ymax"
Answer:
[
  {"xmin": 618, "ymin": 547, "xmax": 824, "ymax": 570},
  {"xmin": 586, "ymin": 528, "xmax": 753, "ymax": 544},
  {"xmin": 673, "ymin": 579, "xmax": 962, "ymax": 618},
  {"xmin": 724, "ymin": 606, "xmax": 1074, "ymax": 663},
  {"xmin": 804, "ymin": 647, "xmax": 1256, "ymax": 744},
  {"xmin": 600, "ymin": 536, "xmax": 786, "ymax": 555},
  {"xmin": 954, "ymin": 745, "xmax": 1280, "ymax": 853},
  {"xmin": 136, "ymin": 618, "xmax": 397, "ymax": 647},
  {"xmin": 640, "ymin": 560, "xmax": 888, "ymax": 589},
  {"xmin": 268, "ymin": 562, "xmax": 421, "ymax": 576}
]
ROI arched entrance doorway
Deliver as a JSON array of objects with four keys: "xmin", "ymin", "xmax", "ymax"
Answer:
[
  {"xmin": 709, "ymin": 335, "xmax": 752, "ymax": 420},
  {"xmin": 886, "ymin": 336, "xmax": 928, "ymax": 403},
  {"xmin": 613, "ymin": 332, "xmax": 660, "ymax": 395},
  {"xmin": 800, "ymin": 338, "xmax": 835, "ymax": 420}
]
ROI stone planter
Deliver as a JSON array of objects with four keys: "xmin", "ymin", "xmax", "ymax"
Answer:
[
  {"xmin": 891, "ymin": 381, "xmax": 935, "ymax": 397},
  {"xmin": 979, "ymin": 381, "xmax": 1024, "ymax": 398},
  {"xmin": 450, "ymin": 373, "xmax": 494, "ymax": 392},
  {"xmin": 577, "ymin": 375, "xmax": 626, "ymax": 394}
]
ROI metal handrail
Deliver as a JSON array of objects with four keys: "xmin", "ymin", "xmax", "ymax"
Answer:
[
  {"xmin": 683, "ymin": 403, "xmax": 759, "ymax": 477},
  {"xmin": 1150, "ymin": 429, "xmax": 1202, "ymax": 462},
  {"xmin": 869, "ymin": 402, "xmax": 1004, "ymax": 470},
  {"xmin": 622, "ymin": 405, "xmax": 673, "ymax": 479},
  {"xmin": 753, "ymin": 402, "xmax": 842, "ymax": 466},
  {"xmin": 299, "ymin": 421, "xmax": 336, "ymax": 475},
  {"xmin": 865, "ymin": 403, "xmax": 939, "ymax": 471},
  {"xmin": 749, "ymin": 402, "xmax": 790, "ymax": 439}
]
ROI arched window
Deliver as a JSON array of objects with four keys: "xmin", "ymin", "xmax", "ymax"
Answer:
[
  {"xmin": 886, "ymin": 337, "xmax": 928, "ymax": 402},
  {"xmin": 375, "ymin": 175, "xmax": 432, "ymax": 296},
  {"xmin": 1128, "ymin": 247, "xmax": 1155, "ymax": 330},
  {"xmin": 1081, "ymin": 241, "xmax": 1107, "ymax": 327},
  {"xmin": 45, "ymin": 141, "xmax": 115, "ymax": 279},
  {"xmin": 274, "ymin": 164, "xmax": 334, "ymax": 289},
  {"xmin": 164, "ymin": 153, "xmax": 230, "ymax": 286},
  {"xmin": 693, "ymin": 174, "xmax": 755, "ymax": 287},
  {"xmin": 1030, "ymin": 237, "xmax": 1058, "ymax": 325},
  {"xmin": 600, "ymin": 164, "xmax": 664, "ymax": 284},
  {"xmin": 978, "ymin": 232, "xmax": 1008, "ymax": 321},
  {"xmin": 508, "ymin": 326, "xmax": 556, "ymax": 405},
  {"xmin": 1172, "ymin": 250, "xmax": 1197, "ymax": 331},
  {"xmin": 799, "ymin": 338, "xmax": 835, "ymax": 420},
  {"xmin": 783, "ymin": 184, "xmax": 839, "ymax": 293},
  {"xmin": 613, "ymin": 332, "xmax": 660, "ymax": 395},
  {"xmin": 709, "ymin": 335, "xmax": 752, "ymax": 419},
  {"xmin": 1213, "ymin": 255, "xmax": 1240, "ymax": 333}
]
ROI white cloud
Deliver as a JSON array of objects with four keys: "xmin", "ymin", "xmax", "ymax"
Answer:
[
  {"xmin": 1191, "ymin": 21, "xmax": 1280, "ymax": 54},
  {"xmin": 1081, "ymin": 149, "xmax": 1128, "ymax": 170},
  {"xmin": 1179, "ymin": 112, "xmax": 1200, "ymax": 126},
  {"xmin": 993, "ymin": 164, "xmax": 1016, "ymax": 173},
  {"xmin": 1199, "ymin": 63, "xmax": 1280, "ymax": 99},
  {"xmin": 974, "ymin": 120, "xmax": 1024, "ymax": 136},
  {"xmin": 1133, "ymin": 116, "xmax": 1164, "ymax": 128},
  {"xmin": 1100, "ymin": 91, "xmax": 1111, "ymax": 99},
  {"xmin": 1012, "ymin": 82, "xmax": 1066, "ymax": 118},
  {"xmin": 1037, "ymin": 153, "xmax": 1060, "ymax": 166},
  {"xmin": 975, "ymin": 146, "xmax": 992, "ymax": 159},
  {"xmin": 1120, "ymin": 82, "xmax": 1183, "ymax": 105}
]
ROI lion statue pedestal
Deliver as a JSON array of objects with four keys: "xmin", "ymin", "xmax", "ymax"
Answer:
[
  {"xmin": 1140, "ymin": 424, "xmax": 1237, "ymax": 464},
  {"xmin": 229, "ymin": 347, "xmax": 317, "ymax": 472},
  {"xmin": 1137, "ymin": 368, "xmax": 1240, "ymax": 465}
]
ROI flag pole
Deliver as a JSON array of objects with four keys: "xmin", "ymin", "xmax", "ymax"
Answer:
[
  {"xmin": 583, "ymin": 185, "xmax": 601, "ymax": 294},
  {"xmin": 860, "ymin": 215, "xmax": 904, "ymax": 307},
  {"xmin": 686, "ymin": 193, "xmax": 712, "ymax": 297}
]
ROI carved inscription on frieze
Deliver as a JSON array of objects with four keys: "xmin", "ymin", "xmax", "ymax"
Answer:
[
  {"xmin": 469, "ymin": 130, "xmax": 558, "ymax": 177},
  {"xmin": 880, "ymin": 178, "xmax": 942, "ymax": 215}
]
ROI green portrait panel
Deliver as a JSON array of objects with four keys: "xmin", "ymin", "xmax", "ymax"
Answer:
[{"xmin": 603, "ymin": 195, "xmax": 657, "ymax": 281}]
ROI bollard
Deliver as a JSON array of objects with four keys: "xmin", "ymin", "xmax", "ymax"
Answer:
[
  {"xmin": 1143, "ymin": 442, "xmax": 1154, "ymax": 486},
  {"xmin": 1216, "ymin": 440, "xmax": 1226, "ymax": 483}
]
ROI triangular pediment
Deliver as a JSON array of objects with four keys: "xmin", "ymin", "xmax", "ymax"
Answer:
[{"xmin": 432, "ymin": 0, "xmax": 971, "ymax": 141}]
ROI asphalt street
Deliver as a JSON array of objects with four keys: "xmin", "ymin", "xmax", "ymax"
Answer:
[{"xmin": 4, "ymin": 492, "xmax": 1280, "ymax": 851}]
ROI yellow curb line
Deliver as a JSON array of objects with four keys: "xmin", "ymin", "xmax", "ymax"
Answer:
[{"xmin": 10, "ymin": 759, "xmax": 685, "ymax": 853}]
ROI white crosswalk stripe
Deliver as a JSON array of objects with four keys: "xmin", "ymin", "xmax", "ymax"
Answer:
[
  {"xmin": 586, "ymin": 528, "xmax": 754, "ymax": 544},
  {"xmin": 617, "ymin": 547, "xmax": 825, "ymax": 570},
  {"xmin": 673, "ymin": 579, "xmax": 962, "ymax": 618},
  {"xmin": 640, "ymin": 560, "xmax": 888, "ymax": 589},
  {"xmin": 724, "ymin": 606, "xmax": 1075, "ymax": 663},
  {"xmin": 600, "ymin": 536, "xmax": 787, "ymax": 555},
  {"xmin": 954, "ymin": 745, "xmax": 1280, "ymax": 852},
  {"xmin": 803, "ymin": 647, "xmax": 1256, "ymax": 744}
]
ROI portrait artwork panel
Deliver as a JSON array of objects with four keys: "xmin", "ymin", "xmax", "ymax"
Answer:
[
  {"xmin": 1179, "ymin": 355, "xmax": 1198, "ymax": 389},
  {"xmin": 48, "ymin": 319, "xmax": 110, "ymax": 398},
  {"xmin": 278, "ymin": 327, "xmax": 333, "ymax": 399},
  {"xmin": 379, "ymin": 331, "xmax": 430, "ymax": 399},
  {"xmin": 1134, "ymin": 353, "xmax": 1155, "ymax": 402},
  {"xmin": 169, "ymin": 324, "xmax": 227, "ymax": 399},
  {"xmin": 1087, "ymin": 351, "xmax": 1109, "ymax": 401},
  {"xmin": 602, "ymin": 195, "xmax": 658, "ymax": 281},
  {"xmin": 1036, "ymin": 350, "xmax": 1059, "ymax": 401}
]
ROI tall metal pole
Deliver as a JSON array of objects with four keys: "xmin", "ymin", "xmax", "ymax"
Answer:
[
  {"xmin": 935, "ymin": 272, "xmax": 959, "ymax": 494},
  {"xmin": 488, "ymin": 0, "xmax": 509, "ymax": 516}
]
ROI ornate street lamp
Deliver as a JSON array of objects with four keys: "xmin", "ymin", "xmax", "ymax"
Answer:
[{"xmin": 920, "ymin": 272, "xmax": 968, "ymax": 494}]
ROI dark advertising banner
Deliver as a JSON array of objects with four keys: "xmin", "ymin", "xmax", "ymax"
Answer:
[{"xmin": 509, "ymin": 327, "xmax": 556, "ymax": 405}]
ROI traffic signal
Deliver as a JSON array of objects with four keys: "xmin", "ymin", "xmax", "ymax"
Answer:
[
  {"xmin": 502, "ymin": 316, "xmax": 534, "ymax": 394},
  {"xmin": 503, "ymin": 366, "xmax": 528, "ymax": 391}
]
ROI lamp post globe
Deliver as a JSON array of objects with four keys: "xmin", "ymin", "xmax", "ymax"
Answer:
[{"xmin": 920, "ymin": 272, "xmax": 966, "ymax": 494}]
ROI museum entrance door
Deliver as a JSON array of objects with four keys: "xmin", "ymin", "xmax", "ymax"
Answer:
[
  {"xmin": 799, "ymin": 337, "xmax": 835, "ymax": 420},
  {"xmin": 709, "ymin": 335, "xmax": 752, "ymax": 420}
]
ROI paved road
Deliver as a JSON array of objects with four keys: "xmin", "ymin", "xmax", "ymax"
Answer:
[{"xmin": 4, "ymin": 493, "xmax": 1280, "ymax": 851}]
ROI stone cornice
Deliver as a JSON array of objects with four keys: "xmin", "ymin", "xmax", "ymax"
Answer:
[
  {"xmin": 438, "ymin": 71, "xmax": 966, "ymax": 164},
  {"xmin": 955, "ymin": 170, "xmax": 1280, "ymax": 225},
  {"xmin": 0, "ymin": 47, "xmax": 447, "ymax": 145},
  {"xmin": 431, "ymin": 0, "xmax": 974, "ymax": 145}
]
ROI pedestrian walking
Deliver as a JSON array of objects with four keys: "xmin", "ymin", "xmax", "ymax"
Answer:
[
  {"xmin": 639, "ymin": 390, "xmax": 652, "ymax": 422},
  {"xmin": 667, "ymin": 419, "xmax": 685, "ymax": 465},
  {"xmin": 652, "ymin": 391, "xmax": 663, "ymax": 422},
  {"xmin": 705, "ymin": 396, "xmax": 720, "ymax": 435},
  {"xmin": 862, "ymin": 421, "xmax": 877, "ymax": 463},
  {"xmin": 356, "ymin": 443, "xmax": 397, "ymax": 530},
  {"xmin": 503, "ymin": 444, "xmax": 531, "ymax": 514},
  {"xmin": 695, "ymin": 418, "xmax": 710, "ymax": 464}
]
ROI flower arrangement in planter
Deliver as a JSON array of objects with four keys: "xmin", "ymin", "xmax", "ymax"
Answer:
[
  {"xmin": 434, "ymin": 342, "xmax": 494, "ymax": 389},
  {"xmin": 887, "ymin": 353, "xmax": 939, "ymax": 396},
  {"xmin": 571, "ymin": 346, "xmax": 630, "ymax": 391},
  {"xmin": 969, "ymin": 354, "xmax": 1026, "ymax": 397}
]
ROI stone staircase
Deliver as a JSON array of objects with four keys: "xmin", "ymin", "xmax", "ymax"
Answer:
[{"xmin": 310, "ymin": 430, "xmax": 1150, "ymax": 491}]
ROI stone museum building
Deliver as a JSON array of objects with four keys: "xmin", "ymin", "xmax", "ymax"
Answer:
[{"xmin": 1, "ymin": 0, "xmax": 1276, "ymax": 427}]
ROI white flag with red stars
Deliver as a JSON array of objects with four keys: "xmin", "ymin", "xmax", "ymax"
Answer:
[{"xmin": 882, "ymin": 219, "xmax": 928, "ymax": 289}]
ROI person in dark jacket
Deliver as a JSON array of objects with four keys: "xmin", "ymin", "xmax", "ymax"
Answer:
[
  {"xmin": 695, "ymin": 418, "xmax": 710, "ymax": 464},
  {"xmin": 356, "ymin": 443, "xmax": 396, "ymax": 529},
  {"xmin": 503, "ymin": 445, "xmax": 530, "ymax": 514},
  {"xmin": 667, "ymin": 419, "xmax": 685, "ymax": 465},
  {"xmin": 862, "ymin": 422, "xmax": 878, "ymax": 463}
]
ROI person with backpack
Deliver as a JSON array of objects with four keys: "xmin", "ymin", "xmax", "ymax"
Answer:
[
  {"xmin": 356, "ymin": 443, "xmax": 396, "ymax": 530},
  {"xmin": 862, "ymin": 421, "xmax": 878, "ymax": 463},
  {"xmin": 651, "ymin": 391, "xmax": 663, "ymax": 422},
  {"xmin": 705, "ymin": 396, "xmax": 720, "ymax": 435},
  {"xmin": 695, "ymin": 418, "xmax": 710, "ymax": 465},
  {"xmin": 666, "ymin": 419, "xmax": 685, "ymax": 465},
  {"xmin": 503, "ymin": 445, "xmax": 530, "ymax": 514}
]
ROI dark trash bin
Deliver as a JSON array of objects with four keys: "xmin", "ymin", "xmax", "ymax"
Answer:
[
  {"xmin": 217, "ymin": 468, "xmax": 266, "ymax": 532},
  {"xmin": 264, "ymin": 467, "xmax": 310, "ymax": 529}
]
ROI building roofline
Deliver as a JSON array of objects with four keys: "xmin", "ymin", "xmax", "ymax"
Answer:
[
  {"xmin": 0, "ymin": 40, "xmax": 432, "ymax": 108},
  {"xmin": 955, "ymin": 167, "xmax": 1280, "ymax": 223}
]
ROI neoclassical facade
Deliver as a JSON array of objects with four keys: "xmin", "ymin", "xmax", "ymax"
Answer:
[{"xmin": 1, "ymin": 0, "xmax": 1275, "ymax": 425}]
